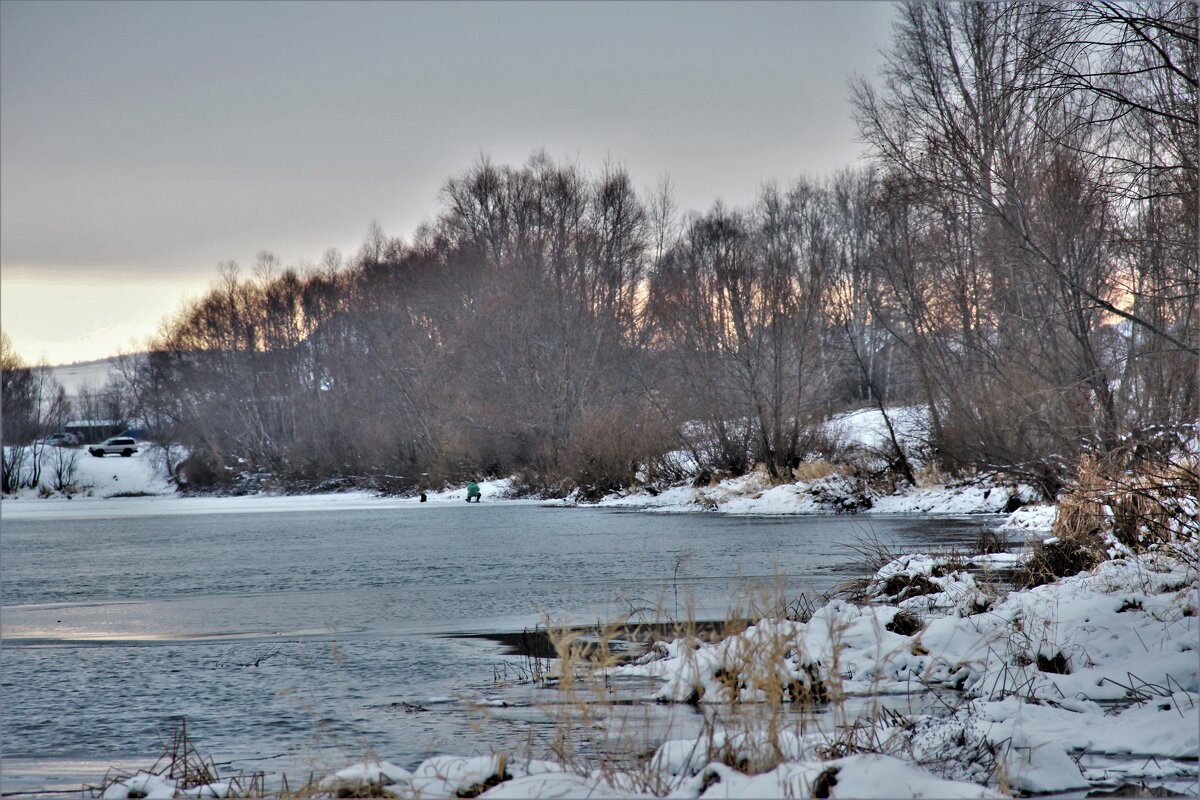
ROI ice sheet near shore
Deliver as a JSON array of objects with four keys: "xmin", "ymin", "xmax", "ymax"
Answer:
[{"xmin": 0, "ymin": 450, "xmax": 535, "ymax": 519}]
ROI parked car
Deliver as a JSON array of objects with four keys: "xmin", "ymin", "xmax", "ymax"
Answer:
[
  {"xmin": 89, "ymin": 437, "xmax": 139, "ymax": 458},
  {"xmin": 39, "ymin": 432, "xmax": 79, "ymax": 447}
]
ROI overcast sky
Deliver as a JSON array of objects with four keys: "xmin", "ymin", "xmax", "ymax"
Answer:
[{"xmin": 1, "ymin": 0, "xmax": 895, "ymax": 364}]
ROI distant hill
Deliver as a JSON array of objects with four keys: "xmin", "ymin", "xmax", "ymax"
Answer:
[{"xmin": 47, "ymin": 357, "xmax": 123, "ymax": 396}]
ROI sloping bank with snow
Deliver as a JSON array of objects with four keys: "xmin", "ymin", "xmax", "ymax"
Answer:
[
  {"xmin": 592, "ymin": 468, "xmax": 1055, "ymax": 524},
  {"xmin": 618, "ymin": 550, "xmax": 1198, "ymax": 796}
]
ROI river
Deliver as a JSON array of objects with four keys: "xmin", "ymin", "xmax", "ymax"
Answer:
[{"xmin": 0, "ymin": 502, "xmax": 1000, "ymax": 794}]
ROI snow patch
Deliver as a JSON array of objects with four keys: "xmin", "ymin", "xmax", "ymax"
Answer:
[{"xmin": 999, "ymin": 504, "xmax": 1057, "ymax": 532}]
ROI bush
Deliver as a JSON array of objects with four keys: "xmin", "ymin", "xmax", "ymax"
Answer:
[
  {"xmin": 175, "ymin": 445, "xmax": 226, "ymax": 491},
  {"xmin": 886, "ymin": 609, "xmax": 923, "ymax": 635},
  {"xmin": 973, "ymin": 528, "xmax": 1010, "ymax": 555},
  {"xmin": 557, "ymin": 405, "xmax": 675, "ymax": 501},
  {"xmin": 1017, "ymin": 445, "xmax": 1198, "ymax": 585},
  {"xmin": 1014, "ymin": 536, "xmax": 1099, "ymax": 588}
]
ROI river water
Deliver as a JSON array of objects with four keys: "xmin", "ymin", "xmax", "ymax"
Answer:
[{"xmin": 0, "ymin": 503, "xmax": 998, "ymax": 794}]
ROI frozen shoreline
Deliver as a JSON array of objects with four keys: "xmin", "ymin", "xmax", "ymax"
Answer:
[
  {"xmin": 0, "ymin": 476, "xmax": 536, "ymax": 520},
  {"xmin": 10, "ymin": 469, "xmax": 1195, "ymax": 797},
  {"xmin": 1, "ymin": 484, "xmax": 1053, "ymax": 534},
  {"xmin": 591, "ymin": 471, "xmax": 1052, "ymax": 523}
]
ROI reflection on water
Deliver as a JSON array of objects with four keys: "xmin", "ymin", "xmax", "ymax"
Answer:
[{"xmin": 1, "ymin": 505, "xmax": 1000, "ymax": 792}]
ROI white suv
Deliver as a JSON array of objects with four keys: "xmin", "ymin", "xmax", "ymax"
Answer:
[{"xmin": 89, "ymin": 437, "xmax": 139, "ymax": 457}]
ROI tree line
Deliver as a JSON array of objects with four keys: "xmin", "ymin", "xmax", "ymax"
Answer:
[{"xmin": 5, "ymin": 1, "xmax": 1196, "ymax": 500}]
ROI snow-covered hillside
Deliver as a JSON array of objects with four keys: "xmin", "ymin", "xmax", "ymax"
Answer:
[
  {"xmin": 46, "ymin": 357, "xmax": 122, "ymax": 396},
  {"xmin": 1, "ymin": 444, "xmax": 173, "ymax": 502}
]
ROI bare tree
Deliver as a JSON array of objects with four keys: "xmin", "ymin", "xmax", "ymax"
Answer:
[
  {"xmin": 850, "ymin": 0, "xmax": 1197, "ymax": 492},
  {"xmin": 647, "ymin": 181, "xmax": 832, "ymax": 480},
  {"xmin": 47, "ymin": 442, "xmax": 80, "ymax": 493},
  {"xmin": 1, "ymin": 331, "xmax": 69, "ymax": 491}
]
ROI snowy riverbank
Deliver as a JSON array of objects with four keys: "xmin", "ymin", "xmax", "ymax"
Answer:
[
  {"xmin": 592, "ymin": 469, "xmax": 1048, "ymax": 520},
  {"xmin": 0, "ymin": 460, "xmax": 532, "ymax": 519},
  {"xmin": 620, "ymin": 550, "xmax": 1198, "ymax": 795},
  {"xmin": 96, "ymin": 542, "xmax": 1198, "ymax": 799}
]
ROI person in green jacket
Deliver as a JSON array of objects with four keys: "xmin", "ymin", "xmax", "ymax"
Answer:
[{"xmin": 466, "ymin": 481, "xmax": 481, "ymax": 502}]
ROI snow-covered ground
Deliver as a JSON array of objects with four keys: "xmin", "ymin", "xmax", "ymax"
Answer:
[
  {"xmin": 4, "ymin": 444, "xmax": 1057, "ymax": 534},
  {"xmin": 615, "ymin": 549, "xmax": 1199, "ymax": 796},
  {"xmin": 997, "ymin": 504, "xmax": 1058, "ymax": 533},
  {"xmin": 594, "ymin": 468, "xmax": 1050, "ymax": 521},
  {"xmin": 5, "ymin": 463, "xmax": 1054, "ymax": 532},
  {"xmin": 2, "ymin": 444, "xmax": 174, "ymax": 501},
  {"xmin": 827, "ymin": 404, "xmax": 929, "ymax": 455},
  {"xmin": 100, "ymin": 752, "xmax": 1003, "ymax": 799},
  {"xmin": 590, "ymin": 406, "xmax": 1056, "ymax": 519}
]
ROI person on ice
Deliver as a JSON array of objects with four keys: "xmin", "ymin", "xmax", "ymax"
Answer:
[{"xmin": 466, "ymin": 481, "xmax": 481, "ymax": 502}]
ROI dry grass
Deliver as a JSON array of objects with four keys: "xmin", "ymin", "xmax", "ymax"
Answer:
[
  {"xmin": 1018, "ymin": 450, "xmax": 1199, "ymax": 585},
  {"xmin": 1014, "ymin": 535, "xmax": 1099, "ymax": 588},
  {"xmin": 517, "ymin": 578, "xmax": 985, "ymax": 794},
  {"xmin": 90, "ymin": 719, "xmax": 267, "ymax": 798},
  {"xmin": 913, "ymin": 463, "xmax": 950, "ymax": 489},
  {"xmin": 515, "ymin": 587, "xmax": 839, "ymax": 793},
  {"xmin": 835, "ymin": 528, "xmax": 917, "ymax": 602},
  {"xmin": 973, "ymin": 528, "xmax": 1011, "ymax": 555},
  {"xmin": 1059, "ymin": 452, "xmax": 1199, "ymax": 552},
  {"xmin": 791, "ymin": 460, "xmax": 840, "ymax": 482}
]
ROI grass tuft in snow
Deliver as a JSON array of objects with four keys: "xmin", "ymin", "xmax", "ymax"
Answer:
[{"xmin": 91, "ymin": 718, "xmax": 266, "ymax": 798}]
